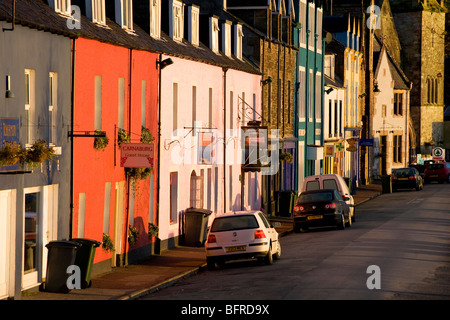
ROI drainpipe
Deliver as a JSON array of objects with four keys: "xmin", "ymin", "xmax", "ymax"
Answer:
[
  {"xmin": 123, "ymin": 48, "xmax": 133, "ymax": 265},
  {"xmin": 155, "ymin": 53, "xmax": 163, "ymax": 254},
  {"xmin": 223, "ymin": 67, "xmax": 228, "ymax": 212},
  {"xmin": 69, "ymin": 37, "xmax": 76, "ymax": 240},
  {"xmin": 3, "ymin": 0, "xmax": 15, "ymax": 32}
]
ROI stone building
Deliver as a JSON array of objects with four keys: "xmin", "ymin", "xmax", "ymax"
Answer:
[{"xmin": 390, "ymin": 0, "xmax": 447, "ymax": 156}]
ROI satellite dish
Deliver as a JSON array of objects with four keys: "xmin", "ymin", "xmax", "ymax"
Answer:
[{"xmin": 326, "ymin": 32, "xmax": 333, "ymax": 44}]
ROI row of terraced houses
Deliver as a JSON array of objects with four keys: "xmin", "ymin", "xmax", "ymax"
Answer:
[{"xmin": 0, "ymin": 0, "xmax": 446, "ymax": 299}]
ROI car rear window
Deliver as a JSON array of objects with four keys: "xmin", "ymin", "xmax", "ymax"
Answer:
[
  {"xmin": 298, "ymin": 192, "xmax": 333, "ymax": 203},
  {"xmin": 428, "ymin": 164, "xmax": 444, "ymax": 170},
  {"xmin": 305, "ymin": 180, "xmax": 320, "ymax": 191},
  {"xmin": 323, "ymin": 179, "xmax": 338, "ymax": 190},
  {"xmin": 211, "ymin": 215, "xmax": 259, "ymax": 232},
  {"xmin": 394, "ymin": 169, "xmax": 414, "ymax": 176}
]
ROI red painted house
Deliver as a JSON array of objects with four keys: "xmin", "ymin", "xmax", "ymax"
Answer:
[{"xmin": 67, "ymin": 0, "xmax": 160, "ymax": 273}]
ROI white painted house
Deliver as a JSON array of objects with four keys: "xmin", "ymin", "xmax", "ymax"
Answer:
[{"xmin": 156, "ymin": 0, "xmax": 262, "ymax": 250}]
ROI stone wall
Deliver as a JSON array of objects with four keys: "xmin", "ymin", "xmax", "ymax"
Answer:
[{"xmin": 261, "ymin": 39, "xmax": 297, "ymax": 138}]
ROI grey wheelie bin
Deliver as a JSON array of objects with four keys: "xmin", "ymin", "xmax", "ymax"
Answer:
[
  {"xmin": 44, "ymin": 240, "xmax": 80, "ymax": 293},
  {"xmin": 184, "ymin": 208, "xmax": 212, "ymax": 247},
  {"xmin": 71, "ymin": 238, "xmax": 101, "ymax": 289}
]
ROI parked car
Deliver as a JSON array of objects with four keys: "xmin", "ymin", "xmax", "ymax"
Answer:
[
  {"xmin": 424, "ymin": 162, "xmax": 450, "ymax": 184},
  {"xmin": 301, "ymin": 174, "xmax": 355, "ymax": 223},
  {"xmin": 392, "ymin": 167, "xmax": 423, "ymax": 191},
  {"xmin": 409, "ymin": 164, "xmax": 425, "ymax": 178},
  {"xmin": 205, "ymin": 211, "xmax": 281, "ymax": 269},
  {"xmin": 293, "ymin": 189, "xmax": 351, "ymax": 232}
]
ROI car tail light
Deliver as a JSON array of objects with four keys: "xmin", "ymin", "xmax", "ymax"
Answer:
[
  {"xmin": 294, "ymin": 206, "xmax": 304, "ymax": 213},
  {"xmin": 254, "ymin": 230, "xmax": 266, "ymax": 239},
  {"xmin": 392, "ymin": 177, "xmax": 398, "ymax": 181},
  {"xmin": 409, "ymin": 176, "xmax": 416, "ymax": 180},
  {"xmin": 207, "ymin": 234, "xmax": 216, "ymax": 243},
  {"xmin": 325, "ymin": 203, "xmax": 337, "ymax": 209}
]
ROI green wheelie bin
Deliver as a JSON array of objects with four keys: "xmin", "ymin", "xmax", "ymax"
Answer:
[
  {"xmin": 44, "ymin": 240, "xmax": 80, "ymax": 293},
  {"xmin": 71, "ymin": 238, "xmax": 101, "ymax": 289}
]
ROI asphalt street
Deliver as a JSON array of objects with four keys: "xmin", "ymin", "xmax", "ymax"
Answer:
[{"xmin": 141, "ymin": 183, "xmax": 450, "ymax": 300}]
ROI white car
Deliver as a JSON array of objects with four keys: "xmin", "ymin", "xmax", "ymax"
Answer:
[{"xmin": 205, "ymin": 210, "xmax": 281, "ymax": 269}]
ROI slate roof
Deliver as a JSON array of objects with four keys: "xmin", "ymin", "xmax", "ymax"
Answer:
[{"xmin": 0, "ymin": 0, "xmax": 260, "ymax": 75}]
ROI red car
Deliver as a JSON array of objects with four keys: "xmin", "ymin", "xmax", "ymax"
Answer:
[{"xmin": 424, "ymin": 162, "xmax": 450, "ymax": 184}]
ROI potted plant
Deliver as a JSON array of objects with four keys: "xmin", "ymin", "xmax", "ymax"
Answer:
[
  {"xmin": 25, "ymin": 140, "xmax": 55, "ymax": 168},
  {"xmin": 140, "ymin": 127, "xmax": 154, "ymax": 144},
  {"xmin": 279, "ymin": 152, "xmax": 294, "ymax": 163},
  {"xmin": 94, "ymin": 130, "xmax": 109, "ymax": 151},
  {"xmin": 128, "ymin": 225, "xmax": 139, "ymax": 247},
  {"xmin": 117, "ymin": 128, "xmax": 130, "ymax": 147},
  {"xmin": 102, "ymin": 233, "xmax": 114, "ymax": 252},
  {"xmin": 148, "ymin": 222, "xmax": 159, "ymax": 239},
  {"xmin": 0, "ymin": 142, "xmax": 24, "ymax": 167}
]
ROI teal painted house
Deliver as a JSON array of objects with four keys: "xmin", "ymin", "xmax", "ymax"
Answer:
[{"xmin": 294, "ymin": 0, "xmax": 325, "ymax": 189}]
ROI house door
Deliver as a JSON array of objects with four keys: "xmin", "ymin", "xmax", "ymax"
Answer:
[
  {"xmin": 113, "ymin": 181, "xmax": 125, "ymax": 266},
  {"xmin": 380, "ymin": 136, "xmax": 387, "ymax": 175},
  {"xmin": 0, "ymin": 190, "xmax": 12, "ymax": 299}
]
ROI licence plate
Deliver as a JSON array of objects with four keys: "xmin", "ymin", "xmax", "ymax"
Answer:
[
  {"xmin": 398, "ymin": 178, "xmax": 408, "ymax": 180},
  {"xmin": 431, "ymin": 175, "xmax": 438, "ymax": 177},
  {"xmin": 226, "ymin": 245, "xmax": 246, "ymax": 252},
  {"xmin": 307, "ymin": 215, "xmax": 323, "ymax": 220}
]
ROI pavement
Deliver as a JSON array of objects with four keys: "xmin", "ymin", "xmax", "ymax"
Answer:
[{"xmin": 20, "ymin": 182, "xmax": 382, "ymax": 301}]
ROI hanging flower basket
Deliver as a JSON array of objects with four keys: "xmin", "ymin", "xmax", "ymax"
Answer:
[
  {"xmin": 94, "ymin": 130, "xmax": 109, "ymax": 151},
  {"xmin": 24, "ymin": 140, "xmax": 55, "ymax": 168},
  {"xmin": 148, "ymin": 222, "xmax": 159, "ymax": 238},
  {"xmin": 279, "ymin": 152, "xmax": 294, "ymax": 163},
  {"xmin": 117, "ymin": 128, "xmax": 130, "ymax": 147},
  {"xmin": 0, "ymin": 142, "xmax": 24, "ymax": 167},
  {"xmin": 128, "ymin": 225, "xmax": 139, "ymax": 247},
  {"xmin": 102, "ymin": 233, "xmax": 114, "ymax": 252}
]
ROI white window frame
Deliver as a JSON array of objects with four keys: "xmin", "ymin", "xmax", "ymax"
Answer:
[
  {"xmin": 188, "ymin": 5, "xmax": 199, "ymax": 46},
  {"xmin": 150, "ymin": 0, "xmax": 161, "ymax": 39},
  {"xmin": 49, "ymin": 72, "xmax": 57, "ymax": 145},
  {"xmin": 222, "ymin": 21, "xmax": 232, "ymax": 57},
  {"xmin": 210, "ymin": 16, "xmax": 220, "ymax": 53},
  {"xmin": 316, "ymin": 7, "xmax": 323, "ymax": 54},
  {"xmin": 116, "ymin": 0, "xmax": 133, "ymax": 30},
  {"xmin": 299, "ymin": 0, "xmax": 307, "ymax": 48},
  {"xmin": 234, "ymin": 24, "xmax": 244, "ymax": 60},
  {"xmin": 92, "ymin": 0, "xmax": 106, "ymax": 25},
  {"xmin": 308, "ymin": 2, "xmax": 315, "ymax": 51},
  {"xmin": 170, "ymin": 0, "xmax": 184, "ymax": 42},
  {"xmin": 298, "ymin": 66, "xmax": 306, "ymax": 121},
  {"xmin": 53, "ymin": 0, "xmax": 71, "ymax": 15},
  {"xmin": 24, "ymin": 69, "xmax": 35, "ymax": 146}
]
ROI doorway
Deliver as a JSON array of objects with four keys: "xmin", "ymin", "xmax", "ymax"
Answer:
[
  {"xmin": 380, "ymin": 135, "xmax": 387, "ymax": 175},
  {"xmin": 0, "ymin": 190, "xmax": 12, "ymax": 299}
]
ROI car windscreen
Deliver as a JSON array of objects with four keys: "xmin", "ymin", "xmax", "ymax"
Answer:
[
  {"xmin": 211, "ymin": 215, "xmax": 259, "ymax": 232},
  {"xmin": 298, "ymin": 192, "xmax": 333, "ymax": 203}
]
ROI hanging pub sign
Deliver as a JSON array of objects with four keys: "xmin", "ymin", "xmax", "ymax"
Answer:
[
  {"xmin": 324, "ymin": 144, "xmax": 335, "ymax": 157},
  {"xmin": 346, "ymin": 138, "xmax": 358, "ymax": 152},
  {"xmin": 241, "ymin": 121, "xmax": 269, "ymax": 171},
  {"xmin": 120, "ymin": 143, "xmax": 154, "ymax": 168},
  {"xmin": 0, "ymin": 118, "xmax": 20, "ymax": 172},
  {"xmin": 198, "ymin": 131, "xmax": 214, "ymax": 165}
]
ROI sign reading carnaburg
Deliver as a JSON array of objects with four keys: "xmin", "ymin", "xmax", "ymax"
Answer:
[{"xmin": 120, "ymin": 143, "xmax": 154, "ymax": 168}]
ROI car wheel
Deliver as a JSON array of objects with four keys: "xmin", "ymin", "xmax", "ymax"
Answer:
[
  {"xmin": 337, "ymin": 213, "xmax": 345, "ymax": 230},
  {"xmin": 351, "ymin": 207, "xmax": 356, "ymax": 223},
  {"xmin": 346, "ymin": 213, "xmax": 352, "ymax": 227},
  {"xmin": 264, "ymin": 242, "xmax": 273, "ymax": 265},
  {"xmin": 206, "ymin": 258, "xmax": 217, "ymax": 270},
  {"xmin": 274, "ymin": 241, "xmax": 281, "ymax": 260},
  {"xmin": 448, "ymin": 175, "xmax": 450, "ymax": 183}
]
